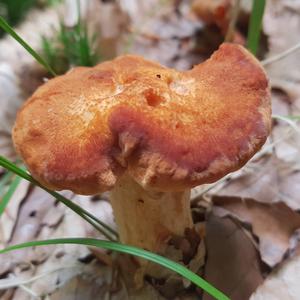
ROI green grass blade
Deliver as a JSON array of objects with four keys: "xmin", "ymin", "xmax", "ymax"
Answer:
[
  {"xmin": 0, "ymin": 238, "xmax": 230, "ymax": 300},
  {"xmin": 272, "ymin": 114, "xmax": 300, "ymax": 132},
  {"xmin": 272, "ymin": 114, "xmax": 300, "ymax": 121},
  {"xmin": 0, "ymin": 156, "xmax": 118, "ymax": 240},
  {"xmin": 0, "ymin": 16, "xmax": 57, "ymax": 77},
  {"xmin": 0, "ymin": 175, "xmax": 21, "ymax": 217},
  {"xmin": 0, "ymin": 171, "xmax": 14, "ymax": 194},
  {"xmin": 247, "ymin": 0, "xmax": 266, "ymax": 55}
]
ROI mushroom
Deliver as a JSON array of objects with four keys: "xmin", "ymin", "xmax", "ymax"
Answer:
[{"xmin": 12, "ymin": 43, "xmax": 271, "ymax": 278}]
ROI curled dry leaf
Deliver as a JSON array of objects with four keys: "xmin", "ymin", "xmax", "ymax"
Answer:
[
  {"xmin": 214, "ymin": 85, "xmax": 299, "ymax": 209},
  {"xmin": 122, "ymin": 0, "xmax": 202, "ymax": 68},
  {"xmin": 251, "ymin": 246, "xmax": 300, "ymax": 300},
  {"xmin": 212, "ymin": 196, "xmax": 300, "ymax": 267},
  {"xmin": 49, "ymin": 265, "xmax": 116, "ymax": 300},
  {"xmin": 271, "ymin": 89, "xmax": 300, "ymax": 179},
  {"xmin": 191, "ymin": 0, "xmax": 231, "ymax": 34},
  {"xmin": 204, "ymin": 214, "xmax": 263, "ymax": 300},
  {"xmin": 215, "ymin": 155, "xmax": 280, "ymax": 204},
  {"xmin": 263, "ymin": 0, "xmax": 300, "ymax": 100},
  {"xmin": 191, "ymin": 0, "xmax": 250, "ymax": 46},
  {"xmin": 0, "ymin": 187, "xmax": 67, "ymax": 276},
  {"xmin": 1, "ymin": 192, "xmax": 116, "ymax": 299},
  {"xmin": 277, "ymin": 170, "xmax": 300, "ymax": 211},
  {"xmin": 73, "ymin": 195, "xmax": 116, "ymax": 236},
  {"xmin": 215, "ymin": 136, "xmax": 300, "ymax": 211}
]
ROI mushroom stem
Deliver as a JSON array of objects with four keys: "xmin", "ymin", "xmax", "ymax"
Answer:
[{"xmin": 110, "ymin": 175, "xmax": 193, "ymax": 265}]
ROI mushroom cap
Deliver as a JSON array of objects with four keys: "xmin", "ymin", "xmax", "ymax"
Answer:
[{"xmin": 13, "ymin": 43, "xmax": 271, "ymax": 194}]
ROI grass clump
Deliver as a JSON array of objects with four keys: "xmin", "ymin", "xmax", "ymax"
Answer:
[{"xmin": 41, "ymin": 20, "xmax": 100, "ymax": 75}]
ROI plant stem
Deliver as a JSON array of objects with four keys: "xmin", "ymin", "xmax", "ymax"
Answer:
[
  {"xmin": 225, "ymin": 0, "xmax": 241, "ymax": 42},
  {"xmin": 261, "ymin": 41, "xmax": 300, "ymax": 66}
]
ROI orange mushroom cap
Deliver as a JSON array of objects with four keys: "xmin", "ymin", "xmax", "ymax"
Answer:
[{"xmin": 13, "ymin": 43, "xmax": 271, "ymax": 194}]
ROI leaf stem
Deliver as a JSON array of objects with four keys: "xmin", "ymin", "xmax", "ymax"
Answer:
[
  {"xmin": 261, "ymin": 41, "xmax": 300, "ymax": 66},
  {"xmin": 225, "ymin": 0, "xmax": 241, "ymax": 42}
]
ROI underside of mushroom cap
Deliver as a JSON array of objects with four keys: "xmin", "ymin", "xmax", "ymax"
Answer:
[{"xmin": 13, "ymin": 43, "xmax": 271, "ymax": 194}]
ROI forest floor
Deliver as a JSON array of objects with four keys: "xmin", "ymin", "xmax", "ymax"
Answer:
[{"xmin": 0, "ymin": 0, "xmax": 300, "ymax": 299}]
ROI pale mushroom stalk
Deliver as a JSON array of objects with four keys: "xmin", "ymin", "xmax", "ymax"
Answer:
[{"xmin": 110, "ymin": 174, "xmax": 193, "ymax": 254}]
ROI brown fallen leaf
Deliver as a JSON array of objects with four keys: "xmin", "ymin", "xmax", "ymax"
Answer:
[
  {"xmin": 191, "ymin": 0, "xmax": 231, "ymax": 34},
  {"xmin": 213, "ymin": 147, "xmax": 300, "ymax": 213},
  {"xmin": 203, "ymin": 214, "xmax": 264, "ymax": 300},
  {"xmin": 251, "ymin": 248, "xmax": 300, "ymax": 300},
  {"xmin": 215, "ymin": 155, "xmax": 280, "ymax": 204},
  {"xmin": 212, "ymin": 196, "xmax": 300, "ymax": 267},
  {"xmin": 73, "ymin": 194, "xmax": 116, "ymax": 237},
  {"xmin": 0, "ymin": 178, "xmax": 121, "ymax": 299},
  {"xmin": 272, "ymin": 153, "xmax": 300, "ymax": 209},
  {"xmin": 263, "ymin": 0, "xmax": 300, "ymax": 100},
  {"xmin": 50, "ymin": 273, "xmax": 112, "ymax": 300},
  {"xmin": 0, "ymin": 186, "xmax": 67, "ymax": 276},
  {"xmin": 122, "ymin": 0, "xmax": 202, "ymax": 69},
  {"xmin": 271, "ymin": 90, "xmax": 300, "ymax": 175}
]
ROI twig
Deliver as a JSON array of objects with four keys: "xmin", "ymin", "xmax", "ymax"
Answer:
[
  {"xmin": 18, "ymin": 284, "xmax": 39, "ymax": 298},
  {"xmin": 272, "ymin": 114, "xmax": 300, "ymax": 133},
  {"xmin": 261, "ymin": 41, "xmax": 300, "ymax": 66},
  {"xmin": 225, "ymin": 0, "xmax": 241, "ymax": 42},
  {"xmin": 0, "ymin": 265, "xmax": 80, "ymax": 290}
]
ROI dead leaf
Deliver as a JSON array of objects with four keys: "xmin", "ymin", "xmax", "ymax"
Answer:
[
  {"xmin": 203, "ymin": 214, "xmax": 264, "ymax": 300},
  {"xmin": 278, "ymin": 170, "xmax": 300, "ymax": 210},
  {"xmin": 215, "ymin": 155, "xmax": 280, "ymax": 204},
  {"xmin": 191, "ymin": 0, "xmax": 231, "ymax": 34},
  {"xmin": 251, "ymin": 251, "xmax": 300, "ymax": 300},
  {"xmin": 73, "ymin": 195, "xmax": 116, "ymax": 237},
  {"xmin": 263, "ymin": 0, "xmax": 300, "ymax": 100},
  {"xmin": 212, "ymin": 196, "xmax": 300, "ymax": 267},
  {"xmin": 0, "ymin": 179, "xmax": 30, "ymax": 245},
  {"xmin": 121, "ymin": 0, "xmax": 202, "ymax": 69}
]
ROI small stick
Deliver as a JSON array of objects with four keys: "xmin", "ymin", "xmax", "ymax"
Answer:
[
  {"xmin": 261, "ymin": 41, "xmax": 300, "ymax": 66},
  {"xmin": 225, "ymin": 0, "xmax": 241, "ymax": 42}
]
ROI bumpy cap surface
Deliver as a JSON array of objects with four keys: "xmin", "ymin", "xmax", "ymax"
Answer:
[{"xmin": 13, "ymin": 43, "xmax": 271, "ymax": 194}]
